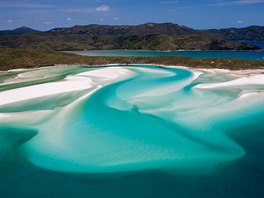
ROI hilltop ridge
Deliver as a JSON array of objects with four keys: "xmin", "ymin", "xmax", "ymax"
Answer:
[{"xmin": 0, "ymin": 23, "xmax": 262, "ymax": 51}]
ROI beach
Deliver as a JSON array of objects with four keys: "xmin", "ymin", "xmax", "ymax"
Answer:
[
  {"xmin": 1, "ymin": 64, "xmax": 263, "ymax": 171},
  {"xmin": 0, "ymin": 64, "xmax": 263, "ymax": 198}
]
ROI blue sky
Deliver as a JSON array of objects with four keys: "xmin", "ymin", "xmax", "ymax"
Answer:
[{"xmin": 0, "ymin": 0, "xmax": 263, "ymax": 30}]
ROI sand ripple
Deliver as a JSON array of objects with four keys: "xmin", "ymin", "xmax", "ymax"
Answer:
[{"xmin": 0, "ymin": 65, "xmax": 263, "ymax": 173}]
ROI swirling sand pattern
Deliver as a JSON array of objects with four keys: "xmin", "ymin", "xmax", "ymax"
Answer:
[{"xmin": 0, "ymin": 65, "xmax": 263, "ymax": 173}]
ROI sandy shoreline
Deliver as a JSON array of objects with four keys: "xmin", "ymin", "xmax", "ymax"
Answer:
[
  {"xmin": 4, "ymin": 63, "xmax": 264, "ymax": 73},
  {"xmin": 0, "ymin": 67, "xmax": 134, "ymax": 105},
  {"xmin": 1, "ymin": 64, "xmax": 263, "ymax": 106}
]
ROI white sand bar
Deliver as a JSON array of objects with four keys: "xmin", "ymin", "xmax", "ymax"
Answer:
[
  {"xmin": 196, "ymin": 74, "xmax": 264, "ymax": 89},
  {"xmin": 0, "ymin": 67, "xmax": 133, "ymax": 105}
]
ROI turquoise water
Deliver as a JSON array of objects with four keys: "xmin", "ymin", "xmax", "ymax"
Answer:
[
  {"xmin": 67, "ymin": 49, "xmax": 264, "ymax": 60},
  {"xmin": 0, "ymin": 65, "xmax": 263, "ymax": 198}
]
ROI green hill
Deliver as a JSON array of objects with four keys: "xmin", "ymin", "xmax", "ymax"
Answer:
[{"xmin": 0, "ymin": 23, "xmax": 262, "ymax": 51}]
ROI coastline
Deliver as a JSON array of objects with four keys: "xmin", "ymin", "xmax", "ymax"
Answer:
[
  {"xmin": 1, "ymin": 65, "xmax": 263, "ymax": 106},
  {"xmin": 55, "ymin": 63, "xmax": 264, "ymax": 74},
  {"xmin": 1, "ymin": 47, "xmax": 264, "ymax": 71},
  {"xmin": 64, "ymin": 49, "xmax": 264, "ymax": 53},
  {"xmin": 3, "ymin": 63, "xmax": 264, "ymax": 73},
  {"xmin": 1, "ymin": 64, "xmax": 263, "ymax": 175},
  {"xmin": 0, "ymin": 67, "xmax": 133, "ymax": 105}
]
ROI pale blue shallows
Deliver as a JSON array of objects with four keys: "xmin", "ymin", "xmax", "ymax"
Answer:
[{"xmin": 0, "ymin": 65, "xmax": 263, "ymax": 198}]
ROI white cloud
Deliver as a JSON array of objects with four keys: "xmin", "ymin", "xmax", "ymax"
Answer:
[
  {"xmin": 237, "ymin": 20, "xmax": 243, "ymax": 24},
  {"xmin": 66, "ymin": 8, "xmax": 93, "ymax": 13},
  {"xmin": 0, "ymin": 2, "xmax": 53, "ymax": 8},
  {"xmin": 92, "ymin": 0, "xmax": 107, "ymax": 2},
  {"xmin": 43, "ymin": 21, "xmax": 54, "ymax": 25},
  {"xmin": 211, "ymin": 0, "xmax": 263, "ymax": 6},
  {"xmin": 66, "ymin": 17, "xmax": 72, "ymax": 21},
  {"xmin": 65, "ymin": 5, "xmax": 110, "ymax": 13},
  {"xmin": 236, "ymin": 0, "xmax": 263, "ymax": 4},
  {"xmin": 96, "ymin": 5, "xmax": 110, "ymax": 11},
  {"xmin": 160, "ymin": 0, "xmax": 179, "ymax": 4},
  {"xmin": 113, "ymin": 17, "xmax": 120, "ymax": 21},
  {"xmin": 6, "ymin": 19, "xmax": 13, "ymax": 23}
]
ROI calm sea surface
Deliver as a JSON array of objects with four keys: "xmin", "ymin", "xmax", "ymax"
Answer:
[{"xmin": 66, "ymin": 45, "xmax": 264, "ymax": 60}]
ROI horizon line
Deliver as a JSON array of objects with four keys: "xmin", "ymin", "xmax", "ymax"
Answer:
[{"xmin": 1, "ymin": 22, "xmax": 263, "ymax": 32}]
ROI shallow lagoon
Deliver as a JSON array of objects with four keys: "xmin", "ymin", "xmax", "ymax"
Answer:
[{"xmin": 0, "ymin": 65, "xmax": 263, "ymax": 198}]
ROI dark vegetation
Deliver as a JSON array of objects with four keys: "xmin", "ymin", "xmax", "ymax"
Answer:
[
  {"xmin": 1, "ymin": 47, "xmax": 263, "ymax": 71},
  {"xmin": 207, "ymin": 26, "xmax": 264, "ymax": 41},
  {"xmin": 0, "ymin": 23, "xmax": 263, "ymax": 51},
  {"xmin": 1, "ymin": 23, "xmax": 263, "ymax": 70}
]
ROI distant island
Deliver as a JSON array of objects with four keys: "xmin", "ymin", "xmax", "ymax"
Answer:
[
  {"xmin": 1, "ymin": 47, "xmax": 263, "ymax": 71},
  {"xmin": 0, "ymin": 23, "xmax": 263, "ymax": 71},
  {"xmin": 1, "ymin": 22, "xmax": 263, "ymax": 51}
]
